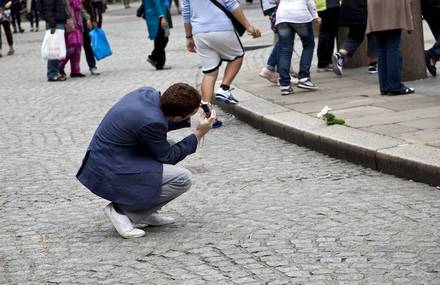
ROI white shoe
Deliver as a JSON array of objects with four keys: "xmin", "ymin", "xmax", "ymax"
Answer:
[
  {"xmin": 215, "ymin": 88, "xmax": 239, "ymax": 104},
  {"xmin": 104, "ymin": 203, "xmax": 145, "ymax": 238},
  {"xmin": 144, "ymin": 212, "xmax": 175, "ymax": 226}
]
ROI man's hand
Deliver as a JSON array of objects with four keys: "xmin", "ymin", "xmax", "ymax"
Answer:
[
  {"xmin": 194, "ymin": 110, "xmax": 216, "ymax": 142},
  {"xmin": 65, "ymin": 18, "xmax": 75, "ymax": 33},
  {"xmin": 86, "ymin": 20, "xmax": 93, "ymax": 29},
  {"xmin": 186, "ymin": 38, "xmax": 196, "ymax": 53},
  {"xmin": 246, "ymin": 25, "xmax": 261, "ymax": 38},
  {"xmin": 313, "ymin": 17, "xmax": 322, "ymax": 26}
]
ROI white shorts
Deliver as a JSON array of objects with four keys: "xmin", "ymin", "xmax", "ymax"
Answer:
[{"xmin": 194, "ymin": 30, "xmax": 245, "ymax": 74}]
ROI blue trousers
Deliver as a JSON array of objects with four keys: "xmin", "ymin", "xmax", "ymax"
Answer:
[
  {"xmin": 277, "ymin": 22, "xmax": 315, "ymax": 86},
  {"xmin": 376, "ymin": 29, "xmax": 403, "ymax": 92}
]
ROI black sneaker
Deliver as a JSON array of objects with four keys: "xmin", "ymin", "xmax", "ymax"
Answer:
[
  {"xmin": 147, "ymin": 55, "xmax": 157, "ymax": 68},
  {"xmin": 70, "ymin": 73, "xmax": 86, "ymax": 78},
  {"xmin": 212, "ymin": 119, "xmax": 223, "ymax": 128},
  {"xmin": 368, "ymin": 63, "xmax": 378, "ymax": 74},
  {"xmin": 425, "ymin": 51, "xmax": 437, "ymax": 77},
  {"xmin": 280, "ymin": 85, "xmax": 294, "ymax": 96},
  {"xmin": 332, "ymin": 53, "xmax": 344, "ymax": 76},
  {"xmin": 297, "ymin": 78, "xmax": 318, "ymax": 90}
]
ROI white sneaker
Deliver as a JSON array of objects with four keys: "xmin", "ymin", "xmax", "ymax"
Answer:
[
  {"xmin": 280, "ymin": 85, "xmax": 294, "ymax": 96},
  {"xmin": 215, "ymin": 88, "xmax": 239, "ymax": 104},
  {"xmin": 104, "ymin": 203, "xmax": 145, "ymax": 238},
  {"xmin": 297, "ymin": 78, "xmax": 318, "ymax": 90},
  {"xmin": 259, "ymin": 67, "xmax": 278, "ymax": 83},
  {"xmin": 144, "ymin": 212, "xmax": 175, "ymax": 226},
  {"xmin": 90, "ymin": 67, "xmax": 100, "ymax": 75},
  {"xmin": 332, "ymin": 53, "xmax": 344, "ymax": 76}
]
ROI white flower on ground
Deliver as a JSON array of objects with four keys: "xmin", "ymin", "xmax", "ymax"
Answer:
[{"xmin": 317, "ymin": 105, "xmax": 331, "ymax": 119}]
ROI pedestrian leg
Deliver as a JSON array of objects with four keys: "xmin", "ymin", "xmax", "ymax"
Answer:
[{"xmin": 151, "ymin": 24, "xmax": 169, "ymax": 69}]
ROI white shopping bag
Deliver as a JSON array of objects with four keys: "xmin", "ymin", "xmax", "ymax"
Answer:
[{"xmin": 41, "ymin": 29, "xmax": 66, "ymax": 60}]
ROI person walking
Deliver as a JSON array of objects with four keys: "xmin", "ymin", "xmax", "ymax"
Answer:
[
  {"xmin": 258, "ymin": 0, "xmax": 300, "ymax": 86},
  {"xmin": 76, "ymin": 83, "xmax": 215, "ymax": 239},
  {"xmin": 183, "ymin": 0, "xmax": 260, "ymax": 127},
  {"xmin": 27, "ymin": 0, "xmax": 39, "ymax": 32},
  {"xmin": 276, "ymin": 0, "xmax": 320, "ymax": 95},
  {"xmin": 422, "ymin": 0, "xmax": 440, "ymax": 76},
  {"xmin": 258, "ymin": 0, "xmax": 279, "ymax": 83},
  {"xmin": 38, "ymin": 0, "xmax": 69, "ymax": 81},
  {"xmin": 142, "ymin": 0, "xmax": 172, "ymax": 71},
  {"xmin": 0, "ymin": 0, "xmax": 15, "ymax": 57},
  {"xmin": 331, "ymin": 0, "xmax": 377, "ymax": 76},
  {"xmin": 10, "ymin": 0, "xmax": 23, "ymax": 33},
  {"xmin": 367, "ymin": 0, "xmax": 415, "ymax": 95},
  {"xmin": 59, "ymin": 0, "xmax": 85, "ymax": 78},
  {"xmin": 315, "ymin": 0, "xmax": 340, "ymax": 72},
  {"xmin": 82, "ymin": 0, "xmax": 100, "ymax": 75}
]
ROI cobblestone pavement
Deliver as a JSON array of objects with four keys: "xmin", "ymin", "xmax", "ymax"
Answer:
[{"xmin": 1, "ymin": 4, "xmax": 440, "ymax": 285}]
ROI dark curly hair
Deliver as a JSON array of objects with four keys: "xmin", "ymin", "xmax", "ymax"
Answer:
[{"xmin": 160, "ymin": 83, "xmax": 201, "ymax": 117}]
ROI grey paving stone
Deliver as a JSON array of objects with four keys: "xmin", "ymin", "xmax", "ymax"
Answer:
[{"xmin": 0, "ymin": 4, "xmax": 439, "ymax": 285}]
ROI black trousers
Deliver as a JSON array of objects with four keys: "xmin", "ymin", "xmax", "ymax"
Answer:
[
  {"xmin": 422, "ymin": 0, "xmax": 440, "ymax": 60},
  {"xmin": 317, "ymin": 6, "xmax": 340, "ymax": 68},
  {"xmin": 28, "ymin": 0, "xmax": 39, "ymax": 29},
  {"xmin": 83, "ymin": 26, "xmax": 96, "ymax": 69},
  {"xmin": 93, "ymin": 1, "xmax": 103, "ymax": 28},
  {"xmin": 340, "ymin": 24, "xmax": 367, "ymax": 57},
  {"xmin": 11, "ymin": 3, "xmax": 22, "ymax": 31},
  {"xmin": 0, "ymin": 20, "xmax": 14, "ymax": 49},
  {"xmin": 150, "ymin": 24, "xmax": 169, "ymax": 69}
]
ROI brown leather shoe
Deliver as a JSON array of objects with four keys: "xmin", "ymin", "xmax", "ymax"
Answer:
[{"xmin": 425, "ymin": 51, "xmax": 437, "ymax": 77}]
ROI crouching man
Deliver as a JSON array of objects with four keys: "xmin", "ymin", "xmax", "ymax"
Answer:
[{"xmin": 76, "ymin": 83, "xmax": 216, "ymax": 238}]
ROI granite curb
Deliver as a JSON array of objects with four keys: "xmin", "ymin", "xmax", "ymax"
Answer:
[{"xmin": 217, "ymin": 88, "xmax": 440, "ymax": 187}]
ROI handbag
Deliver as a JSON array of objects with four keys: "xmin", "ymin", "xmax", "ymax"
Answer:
[
  {"xmin": 41, "ymin": 29, "xmax": 67, "ymax": 60},
  {"xmin": 208, "ymin": 0, "xmax": 246, "ymax": 36},
  {"xmin": 89, "ymin": 28, "xmax": 112, "ymax": 60}
]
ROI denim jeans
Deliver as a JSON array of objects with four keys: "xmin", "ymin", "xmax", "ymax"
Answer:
[
  {"xmin": 46, "ymin": 23, "xmax": 65, "ymax": 79},
  {"xmin": 422, "ymin": 0, "xmax": 440, "ymax": 60},
  {"xmin": 267, "ymin": 40, "xmax": 279, "ymax": 69},
  {"xmin": 277, "ymin": 22, "xmax": 315, "ymax": 86},
  {"xmin": 376, "ymin": 29, "xmax": 403, "ymax": 92}
]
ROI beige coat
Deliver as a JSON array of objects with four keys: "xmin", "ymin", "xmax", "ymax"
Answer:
[{"xmin": 367, "ymin": 0, "xmax": 414, "ymax": 34}]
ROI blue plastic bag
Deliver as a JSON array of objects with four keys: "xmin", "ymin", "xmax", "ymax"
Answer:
[{"xmin": 89, "ymin": 28, "xmax": 112, "ymax": 61}]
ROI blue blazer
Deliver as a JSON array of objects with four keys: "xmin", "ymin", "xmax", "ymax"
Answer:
[{"xmin": 76, "ymin": 87, "xmax": 198, "ymax": 210}]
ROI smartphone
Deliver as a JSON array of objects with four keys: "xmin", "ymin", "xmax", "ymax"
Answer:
[{"xmin": 201, "ymin": 104, "xmax": 211, "ymax": 118}]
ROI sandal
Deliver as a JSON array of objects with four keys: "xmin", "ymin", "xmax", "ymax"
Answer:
[{"xmin": 48, "ymin": 74, "xmax": 67, "ymax": 82}]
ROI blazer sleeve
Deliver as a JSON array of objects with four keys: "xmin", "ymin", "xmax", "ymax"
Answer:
[
  {"xmin": 168, "ymin": 118, "xmax": 191, "ymax": 131},
  {"xmin": 138, "ymin": 123, "xmax": 198, "ymax": 165}
]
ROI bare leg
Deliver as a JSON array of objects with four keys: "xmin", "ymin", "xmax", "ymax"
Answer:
[
  {"xmin": 201, "ymin": 70, "xmax": 219, "ymax": 103},
  {"xmin": 221, "ymin": 57, "xmax": 243, "ymax": 86},
  {"xmin": 338, "ymin": 48, "xmax": 348, "ymax": 57}
]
